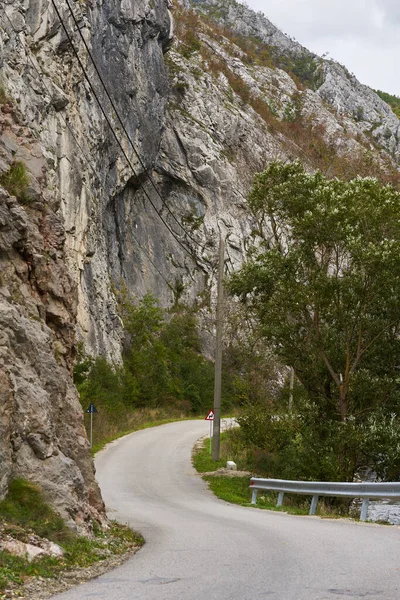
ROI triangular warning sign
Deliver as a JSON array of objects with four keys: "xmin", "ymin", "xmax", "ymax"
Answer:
[
  {"xmin": 205, "ymin": 410, "xmax": 214, "ymax": 421},
  {"xmin": 86, "ymin": 403, "xmax": 98, "ymax": 414}
]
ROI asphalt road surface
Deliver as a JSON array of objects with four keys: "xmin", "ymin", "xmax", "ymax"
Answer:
[{"xmin": 52, "ymin": 420, "xmax": 400, "ymax": 600}]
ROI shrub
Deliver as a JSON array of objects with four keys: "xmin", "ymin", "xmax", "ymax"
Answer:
[
  {"xmin": 174, "ymin": 9, "xmax": 202, "ymax": 58},
  {"xmin": 0, "ymin": 161, "xmax": 31, "ymax": 204},
  {"xmin": 0, "ymin": 84, "xmax": 9, "ymax": 105},
  {"xmin": 375, "ymin": 89, "xmax": 400, "ymax": 119},
  {"xmin": 0, "ymin": 479, "xmax": 72, "ymax": 543},
  {"xmin": 76, "ymin": 295, "xmax": 218, "ymax": 416}
]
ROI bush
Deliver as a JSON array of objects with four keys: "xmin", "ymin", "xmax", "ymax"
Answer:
[
  {"xmin": 175, "ymin": 9, "xmax": 202, "ymax": 58},
  {"xmin": 0, "ymin": 162, "xmax": 31, "ymax": 204},
  {"xmin": 235, "ymin": 397, "xmax": 400, "ymax": 483},
  {"xmin": 76, "ymin": 296, "xmax": 218, "ymax": 416},
  {"xmin": 0, "ymin": 479, "xmax": 72, "ymax": 543},
  {"xmin": 375, "ymin": 89, "xmax": 400, "ymax": 119}
]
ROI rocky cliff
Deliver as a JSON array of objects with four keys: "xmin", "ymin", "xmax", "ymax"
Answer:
[
  {"xmin": 0, "ymin": 0, "xmax": 399, "ymax": 520},
  {"xmin": 0, "ymin": 0, "xmax": 173, "ymax": 527}
]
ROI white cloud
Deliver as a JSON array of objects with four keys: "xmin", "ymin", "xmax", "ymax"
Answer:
[{"xmin": 242, "ymin": 0, "xmax": 400, "ymax": 95}]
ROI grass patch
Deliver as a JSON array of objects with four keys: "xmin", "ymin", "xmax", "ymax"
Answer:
[
  {"xmin": 0, "ymin": 84, "xmax": 10, "ymax": 105},
  {"xmin": 0, "ymin": 480, "xmax": 144, "ymax": 596},
  {"xmin": 192, "ymin": 435, "xmax": 227, "ymax": 472},
  {"xmin": 91, "ymin": 413, "xmax": 199, "ymax": 455},
  {"xmin": 0, "ymin": 162, "xmax": 31, "ymax": 204},
  {"xmin": 204, "ymin": 475, "xmax": 253, "ymax": 505},
  {"xmin": 0, "ymin": 552, "xmax": 60, "ymax": 592},
  {"xmin": 192, "ymin": 436, "xmax": 348, "ymax": 518},
  {"xmin": 0, "ymin": 479, "xmax": 72, "ymax": 544},
  {"xmin": 203, "ymin": 475, "xmax": 308, "ymax": 514}
]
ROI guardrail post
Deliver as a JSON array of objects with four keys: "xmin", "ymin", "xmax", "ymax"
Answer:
[
  {"xmin": 360, "ymin": 498, "xmax": 369, "ymax": 521},
  {"xmin": 277, "ymin": 491, "xmax": 284, "ymax": 507},
  {"xmin": 309, "ymin": 495, "xmax": 319, "ymax": 515},
  {"xmin": 251, "ymin": 488, "xmax": 258, "ymax": 504}
]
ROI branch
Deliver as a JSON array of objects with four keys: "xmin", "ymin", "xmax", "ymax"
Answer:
[
  {"xmin": 320, "ymin": 349, "xmax": 340, "ymax": 387},
  {"xmin": 349, "ymin": 320, "xmax": 398, "ymax": 375}
]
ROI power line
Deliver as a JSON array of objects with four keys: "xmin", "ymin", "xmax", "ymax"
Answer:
[
  {"xmin": 49, "ymin": 0, "xmax": 197, "ymax": 260},
  {"xmin": 63, "ymin": 0, "xmax": 204, "ymax": 251},
  {"xmin": 60, "ymin": 0, "xmax": 241, "ymax": 279},
  {"xmin": 54, "ymin": 0, "xmax": 203, "ymax": 254},
  {"xmin": 0, "ymin": 8, "xmax": 175, "ymax": 287},
  {"xmin": 0, "ymin": 10, "xmax": 102, "ymax": 188}
]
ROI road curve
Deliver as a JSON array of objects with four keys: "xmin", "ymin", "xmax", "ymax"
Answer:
[{"xmin": 52, "ymin": 420, "xmax": 400, "ymax": 600}]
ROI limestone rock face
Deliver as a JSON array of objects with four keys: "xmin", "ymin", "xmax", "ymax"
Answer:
[
  {"xmin": 1, "ymin": 0, "xmax": 173, "ymax": 360},
  {"xmin": 0, "ymin": 0, "xmax": 174, "ymax": 526},
  {"xmin": 0, "ymin": 103, "xmax": 104, "ymax": 530},
  {"xmin": 318, "ymin": 61, "xmax": 400, "ymax": 161},
  {"xmin": 192, "ymin": 0, "xmax": 400, "ymax": 160}
]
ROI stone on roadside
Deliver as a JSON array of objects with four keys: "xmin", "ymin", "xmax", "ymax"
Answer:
[{"xmin": 0, "ymin": 538, "xmax": 65, "ymax": 561}]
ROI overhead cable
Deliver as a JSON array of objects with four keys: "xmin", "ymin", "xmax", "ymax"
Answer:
[
  {"xmin": 49, "ymin": 0, "xmax": 197, "ymax": 259},
  {"xmin": 63, "ymin": 0, "xmax": 203, "ymax": 250},
  {"xmin": 0, "ymin": 8, "xmax": 173, "ymax": 287}
]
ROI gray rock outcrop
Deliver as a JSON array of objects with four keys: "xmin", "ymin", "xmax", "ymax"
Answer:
[{"xmin": 0, "ymin": 101, "xmax": 104, "ymax": 530}]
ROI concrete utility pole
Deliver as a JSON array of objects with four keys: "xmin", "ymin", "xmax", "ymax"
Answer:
[
  {"xmin": 289, "ymin": 367, "xmax": 295, "ymax": 411},
  {"xmin": 212, "ymin": 235, "xmax": 225, "ymax": 461}
]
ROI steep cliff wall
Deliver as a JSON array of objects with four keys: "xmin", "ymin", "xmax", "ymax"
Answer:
[
  {"xmin": 192, "ymin": 0, "xmax": 400, "ymax": 161},
  {"xmin": 0, "ymin": 100, "xmax": 104, "ymax": 530},
  {"xmin": 0, "ymin": 0, "xmax": 173, "ymax": 525}
]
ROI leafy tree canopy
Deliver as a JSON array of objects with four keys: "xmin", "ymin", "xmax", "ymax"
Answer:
[{"xmin": 230, "ymin": 161, "xmax": 400, "ymax": 425}]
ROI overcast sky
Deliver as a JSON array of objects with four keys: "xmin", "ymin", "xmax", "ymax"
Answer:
[{"xmin": 242, "ymin": 0, "xmax": 400, "ymax": 96}]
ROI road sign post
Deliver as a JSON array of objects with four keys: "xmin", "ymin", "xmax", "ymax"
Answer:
[
  {"xmin": 86, "ymin": 403, "xmax": 98, "ymax": 448},
  {"xmin": 212, "ymin": 236, "xmax": 225, "ymax": 461},
  {"xmin": 205, "ymin": 410, "xmax": 214, "ymax": 455}
]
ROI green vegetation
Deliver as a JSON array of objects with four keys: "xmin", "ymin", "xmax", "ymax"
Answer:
[
  {"xmin": 0, "ymin": 480, "xmax": 143, "ymax": 596},
  {"xmin": 76, "ymin": 296, "xmax": 216, "ymax": 419},
  {"xmin": 229, "ymin": 161, "xmax": 400, "ymax": 483},
  {"xmin": 76, "ymin": 294, "xmax": 266, "ymax": 449},
  {"xmin": 192, "ymin": 433, "xmax": 230, "ymax": 472},
  {"xmin": 193, "ymin": 438, "xmax": 348, "ymax": 517},
  {"xmin": 176, "ymin": 4, "xmax": 322, "ymax": 90},
  {"xmin": 176, "ymin": 9, "xmax": 202, "ymax": 58},
  {"xmin": 0, "ymin": 84, "xmax": 9, "ymax": 105},
  {"xmin": 0, "ymin": 162, "xmax": 31, "ymax": 204},
  {"xmin": 75, "ymin": 290, "xmax": 284, "ymax": 452},
  {"xmin": 375, "ymin": 90, "xmax": 400, "ymax": 119},
  {"xmin": 0, "ymin": 479, "xmax": 71, "ymax": 543},
  {"xmin": 277, "ymin": 54, "xmax": 323, "ymax": 91},
  {"xmin": 205, "ymin": 475, "xmax": 254, "ymax": 506}
]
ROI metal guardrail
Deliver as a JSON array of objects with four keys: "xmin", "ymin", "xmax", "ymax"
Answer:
[{"xmin": 250, "ymin": 477, "xmax": 400, "ymax": 521}]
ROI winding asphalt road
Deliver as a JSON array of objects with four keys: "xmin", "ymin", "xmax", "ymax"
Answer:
[{"xmin": 52, "ymin": 420, "xmax": 400, "ymax": 600}]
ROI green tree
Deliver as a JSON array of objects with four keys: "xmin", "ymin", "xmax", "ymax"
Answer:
[
  {"xmin": 119, "ymin": 293, "xmax": 215, "ymax": 412},
  {"xmin": 121, "ymin": 293, "xmax": 172, "ymax": 408},
  {"xmin": 230, "ymin": 161, "xmax": 400, "ymax": 479}
]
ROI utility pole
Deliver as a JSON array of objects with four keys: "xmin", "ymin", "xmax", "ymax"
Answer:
[
  {"xmin": 289, "ymin": 367, "xmax": 294, "ymax": 411},
  {"xmin": 212, "ymin": 235, "xmax": 225, "ymax": 461}
]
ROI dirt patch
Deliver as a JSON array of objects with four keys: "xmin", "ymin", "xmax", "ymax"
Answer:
[
  {"xmin": 200, "ymin": 468, "xmax": 252, "ymax": 478},
  {"xmin": 2, "ymin": 545, "xmax": 141, "ymax": 599}
]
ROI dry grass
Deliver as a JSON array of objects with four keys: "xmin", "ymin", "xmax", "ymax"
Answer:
[
  {"xmin": 86, "ymin": 407, "xmax": 195, "ymax": 454},
  {"xmin": 172, "ymin": 6, "xmax": 400, "ymax": 188}
]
